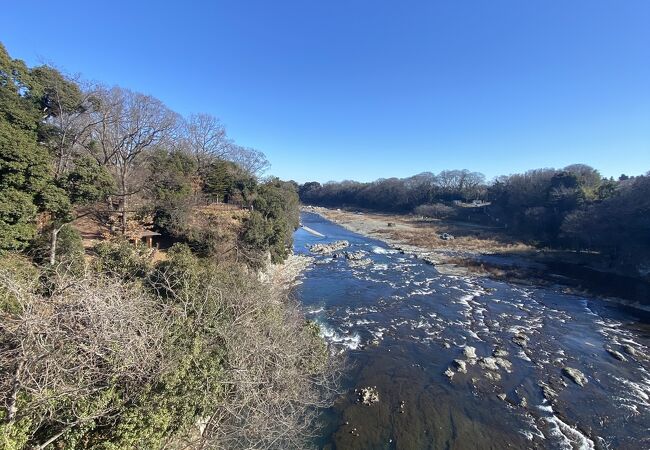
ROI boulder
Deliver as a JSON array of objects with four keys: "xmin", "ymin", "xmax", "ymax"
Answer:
[
  {"xmin": 562, "ymin": 367, "xmax": 588, "ymax": 386},
  {"xmin": 606, "ymin": 348, "xmax": 627, "ymax": 362},
  {"xmin": 463, "ymin": 346, "xmax": 477, "ymax": 359},
  {"xmin": 309, "ymin": 240, "xmax": 350, "ymax": 254},
  {"xmin": 344, "ymin": 250, "xmax": 367, "ymax": 261},
  {"xmin": 512, "ymin": 334, "xmax": 529, "ymax": 348},
  {"xmin": 478, "ymin": 357, "xmax": 499, "ymax": 371},
  {"xmin": 495, "ymin": 357, "xmax": 513, "ymax": 372},
  {"xmin": 538, "ymin": 381, "xmax": 558, "ymax": 401},
  {"xmin": 358, "ymin": 386, "xmax": 380, "ymax": 405},
  {"xmin": 453, "ymin": 359, "xmax": 467, "ymax": 373},
  {"xmin": 349, "ymin": 258, "xmax": 373, "ymax": 267},
  {"xmin": 623, "ymin": 344, "xmax": 640, "ymax": 357},
  {"xmin": 484, "ymin": 371, "xmax": 501, "ymax": 381}
]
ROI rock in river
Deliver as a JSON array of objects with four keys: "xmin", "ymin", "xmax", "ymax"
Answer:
[
  {"xmin": 309, "ymin": 240, "xmax": 350, "ymax": 254},
  {"xmin": 463, "ymin": 346, "xmax": 477, "ymax": 360},
  {"xmin": 453, "ymin": 359, "xmax": 467, "ymax": 373},
  {"xmin": 358, "ymin": 386, "xmax": 380, "ymax": 405},
  {"xmin": 344, "ymin": 250, "xmax": 367, "ymax": 260},
  {"xmin": 562, "ymin": 367, "xmax": 588, "ymax": 386},
  {"xmin": 512, "ymin": 333, "xmax": 529, "ymax": 348},
  {"xmin": 478, "ymin": 357, "xmax": 500, "ymax": 372},
  {"xmin": 606, "ymin": 347, "xmax": 627, "ymax": 362}
]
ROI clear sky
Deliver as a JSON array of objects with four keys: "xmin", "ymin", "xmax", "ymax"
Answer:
[{"xmin": 1, "ymin": 1, "xmax": 648, "ymax": 183}]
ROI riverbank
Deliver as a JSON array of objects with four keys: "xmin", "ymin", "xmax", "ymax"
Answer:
[
  {"xmin": 260, "ymin": 252, "xmax": 314, "ymax": 294},
  {"xmin": 306, "ymin": 206, "xmax": 528, "ymax": 275},
  {"xmin": 306, "ymin": 206, "xmax": 650, "ymax": 313}
]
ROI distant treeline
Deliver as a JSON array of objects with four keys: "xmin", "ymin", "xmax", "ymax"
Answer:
[{"xmin": 299, "ymin": 166, "xmax": 650, "ymax": 275}]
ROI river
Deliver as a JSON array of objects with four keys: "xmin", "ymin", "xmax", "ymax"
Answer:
[{"xmin": 293, "ymin": 212, "xmax": 650, "ymax": 450}]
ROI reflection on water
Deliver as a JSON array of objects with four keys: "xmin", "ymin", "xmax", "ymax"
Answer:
[{"xmin": 294, "ymin": 212, "xmax": 650, "ymax": 450}]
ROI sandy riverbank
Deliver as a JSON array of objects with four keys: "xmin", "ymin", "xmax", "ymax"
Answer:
[{"xmin": 305, "ymin": 206, "xmax": 531, "ymax": 276}]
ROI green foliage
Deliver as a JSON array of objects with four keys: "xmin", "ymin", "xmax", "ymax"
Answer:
[
  {"xmin": 241, "ymin": 178, "xmax": 300, "ymax": 264},
  {"xmin": 0, "ymin": 189, "xmax": 38, "ymax": 251},
  {"xmin": 0, "ymin": 122, "xmax": 50, "ymax": 193},
  {"xmin": 31, "ymin": 224, "xmax": 85, "ymax": 270},
  {"xmin": 0, "ymin": 253, "xmax": 38, "ymax": 314},
  {"xmin": 203, "ymin": 158, "xmax": 257, "ymax": 205},
  {"xmin": 300, "ymin": 321, "xmax": 329, "ymax": 374},
  {"xmin": 241, "ymin": 211, "xmax": 272, "ymax": 254},
  {"xmin": 29, "ymin": 66, "xmax": 84, "ymax": 117},
  {"xmin": 0, "ymin": 413, "xmax": 32, "ymax": 450},
  {"xmin": 146, "ymin": 149, "xmax": 197, "ymax": 233},
  {"xmin": 0, "ymin": 44, "xmax": 76, "ymax": 252},
  {"xmin": 0, "ymin": 43, "xmax": 41, "ymax": 132},
  {"xmin": 65, "ymin": 156, "xmax": 114, "ymax": 205},
  {"xmin": 148, "ymin": 149, "xmax": 197, "ymax": 203},
  {"xmin": 93, "ymin": 239, "xmax": 150, "ymax": 279},
  {"xmin": 561, "ymin": 175, "xmax": 650, "ymax": 265},
  {"xmin": 0, "ymin": 120, "xmax": 52, "ymax": 251},
  {"xmin": 38, "ymin": 183, "xmax": 72, "ymax": 221}
]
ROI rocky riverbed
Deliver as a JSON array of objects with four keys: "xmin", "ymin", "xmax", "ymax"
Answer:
[{"xmin": 295, "ymin": 212, "xmax": 650, "ymax": 450}]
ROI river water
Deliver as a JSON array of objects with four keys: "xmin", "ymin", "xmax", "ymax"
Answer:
[{"xmin": 293, "ymin": 212, "xmax": 650, "ymax": 450}]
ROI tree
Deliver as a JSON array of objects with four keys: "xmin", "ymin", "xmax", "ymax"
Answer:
[
  {"xmin": 44, "ymin": 156, "xmax": 114, "ymax": 265},
  {"xmin": 414, "ymin": 203, "xmax": 456, "ymax": 219},
  {"xmin": 226, "ymin": 144, "xmax": 270, "ymax": 177},
  {"xmin": 242, "ymin": 179, "xmax": 300, "ymax": 264},
  {"xmin": 203, "ymin": 159, "xmax": 257, "ymax": 205},
  {"xmin": 28, "ymin": 66, "xmax": 100, "ymax": 180},
  {"xmin": 145, "ymin": 149, "xmax": 197, "ymax": 234},
  {"xmin": 183, "ymin": 113, "xmax": 229, "ymax": 174},
  {"xmin": 0, "ymin": 44, "xmax": 56, "ymax": 251},
  {"xmin": 83, "ymin": 87, "xmax": 177, "ymax": 233},
  {"xmin": 0, "ymin": 268, "xmax": 167, "ymax": 449}
]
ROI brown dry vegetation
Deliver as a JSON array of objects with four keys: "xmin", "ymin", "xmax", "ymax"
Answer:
[{"xmin": 313, "ymin": 207, "xmax": 531, "ymax": 255}]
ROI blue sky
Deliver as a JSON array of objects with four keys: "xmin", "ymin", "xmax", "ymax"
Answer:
[{"xmin": 2, "ymin": 1, "xmax": 649, "ymax": 183}]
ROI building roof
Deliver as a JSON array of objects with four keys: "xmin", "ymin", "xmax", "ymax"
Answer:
[{"xmin": 136, "ymin": 231, "xmax": 161, "ymax": 238}]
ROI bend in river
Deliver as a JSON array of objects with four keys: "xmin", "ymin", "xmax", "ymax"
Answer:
[{"xmin": 294, "ymin": 212, "xmax": 650, "ymax": 450}]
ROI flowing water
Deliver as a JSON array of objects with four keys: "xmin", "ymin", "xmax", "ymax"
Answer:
[{"xmin": 293, "ymin": 212, "xmax": 650, "ymax": 450}]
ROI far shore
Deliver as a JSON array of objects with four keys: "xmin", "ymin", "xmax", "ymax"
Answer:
[{"xmin": 303, "ymin": 206, "xmax": 650, "ymax": 313}]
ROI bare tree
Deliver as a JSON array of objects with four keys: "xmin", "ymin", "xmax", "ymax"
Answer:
[
  {"xmin": 183, "ymin": 113, "xmax": 270, "ymax": 178},
  {"xmin": 0, "ymin": 268, "xmax": 169, "ymax": 449},
  {"xmin": 30, "ymin": 67, "xmax": 103, "ymax": 180},
  {"xmin": 227, "ymin": 144, "xmax": 270, "ymax": 177},
  {"xmin": 149, "ymin": 262, "xmax": 341, "ymax": 449},
  {"xmin": 184, "ymin": 113, "xmax": 230, "ymax": 172},
  {"xmin": 83, "ymin": 87, "xmax": 177, "ymax": 233},
  {"xmin": 2, "ymin": 258, "xmax": 340, "ymax": 448}
]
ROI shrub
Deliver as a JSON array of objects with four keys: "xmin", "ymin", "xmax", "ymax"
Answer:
[
  {"xmin": 30, "ymin": 224, "xmax": 85, "ymax": 273},
  {"xmin": 93, "ymin": 239, "xmax": 151, "ymax": 279},
  {"xmin": 414, "ymin": 203, "xmax": 456, "ymax": 219}
]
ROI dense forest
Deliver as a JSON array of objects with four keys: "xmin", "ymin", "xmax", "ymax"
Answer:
[
  {"xmin": 299, "ymin": 166, "xmax": 650, "ymax": 279},
  {"xmin": 0, "ymin": 42, "xmax": 336, "ymax": 449}
]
